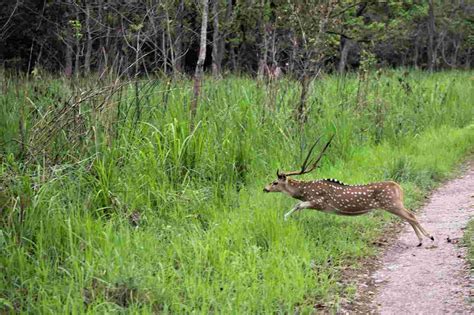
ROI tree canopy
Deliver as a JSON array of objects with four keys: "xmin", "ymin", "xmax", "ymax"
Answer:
[{"xmin": 0, "ymin": 1, "xmax": 472, "ymax": 76}]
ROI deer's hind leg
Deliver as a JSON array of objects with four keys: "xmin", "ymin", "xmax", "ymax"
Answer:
[
  {"xmin": 386, "ymin": 206, "xmax": 433, "ymax": 246},
  {"xmin": 414, "ymin": 221, "xmax": 435, "ymax": 241},
  {"xmin": 403, "ymin": 208, "xmax": 434, "ymax": 241}
]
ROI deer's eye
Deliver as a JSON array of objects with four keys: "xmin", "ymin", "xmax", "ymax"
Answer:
[{"xmin": 272, "ymin": 181, "xmax": 278, "ymax": 185}]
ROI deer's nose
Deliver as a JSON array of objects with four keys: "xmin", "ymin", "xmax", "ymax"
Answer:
[{"xmin": 263, "ymin": 187, "xmax": 269, "ymax": 193}]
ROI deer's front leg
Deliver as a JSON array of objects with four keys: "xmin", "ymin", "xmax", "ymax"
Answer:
[{"xmin": 284, "ymin": 201, "xmax": 313, "ymax": 221}]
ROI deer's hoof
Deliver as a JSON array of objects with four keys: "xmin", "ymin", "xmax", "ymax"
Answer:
[
  {"xmin": 417, "ymin": 242, "xmax": 422, "ymax": 247},
  {"xmin": 430, "ymin": 236, "xmax": 435, "ymax": 241}
]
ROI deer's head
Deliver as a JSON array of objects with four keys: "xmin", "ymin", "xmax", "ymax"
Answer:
[
  {"xmin": 263, "ymin": 172, "xmax": 288, "ymax": 193},
  {"xmin": 263, "ymin": 135, "xmax": 334, "ymax": 193}
]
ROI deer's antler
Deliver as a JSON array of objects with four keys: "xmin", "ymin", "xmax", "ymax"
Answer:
[{"xmin": 278, "ymin": 135, "xmax": 334, "ymax": 177}]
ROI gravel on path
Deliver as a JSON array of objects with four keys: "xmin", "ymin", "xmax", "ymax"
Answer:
[{"xmin": 371, "ymin": 161, "xmax": 474, "ymax": 314}]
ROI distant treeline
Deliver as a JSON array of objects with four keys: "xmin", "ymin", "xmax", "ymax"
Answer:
[{"xmin": 0, "ymin": 1, "xmax": 472, "ymax": 77}]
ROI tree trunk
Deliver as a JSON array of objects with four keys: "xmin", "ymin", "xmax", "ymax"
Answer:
[
  {"xmin": 296, "ymin": 75, "xmax": 310, "ymax": 123},
  {"xmin": 257, "ymin": 23, "xmax": 269, "ymax": 79},
  {"xmin": 465, "ymin": 47, "xmax": 471, "ymax": 69},
  {"xmin": 84, "ymin": 4, "xmax": 92, "ymax": 74},
  {"xmin": 174, "ymin": 0, "xmax": 185, "ymax": 74},
  {"xmin": 452, "ymin": 38, "xmax": 459, "ymax": 67},
  {"xmin": 135, "ymin": 32, "xmax": 141, "ymax": 76},
  {"xmin": 230, "ymin": 46, "xmax": 237, "ymax": 71},
  {"xmin": 289, "ymin": 34, "xmax": 297, "ymax": 74},
  {"xmin": 338, "ymin": 37, "xmax": 352, "ymax": 74},
  {"xmin": 339, "ymin": 2, "xmax": 365, "ymax": 74},
  {"xmin": 64, "ymin": 43, "xmax": 73, "ymax": 78},
  {"xmin": 97, "ymin": 1, "xmax": 106, "ymax": 75},
  {"xmin": 224, "ymin": 0, "xmax": 235, "ymax": 71},
  {"xmin": 162, "ymin": 31, "xmax": 167, "ymax": 73},
  {"xmin": 211, "ymin": 0, "xmax": 222, "ymax": 77},
  {"xmin": 165, "ymin": 7, "xmax": 178, "ymax": 76},
  {"xmin": 74, "ymin": 5, "xmax": 81, "ymax": 77},
  {"xmin": 191, "ymin": 0, "xmax": 209, "ymax": 119},
  {"xmin": 74, "ymin": 37, "xmax": 81, "ymax": 77},
  {"xmin": 413, "ymin": 34, "xmax": 419, "ymax": 68},
  {"xmin": 102, "ymin": 26, "xmax": 111, "ymax": 75},
  {"xmin": 427, "ymin": 0, "xmax": 436, "ymax": 71},
  {"xmin": 270, "ymin": 26, "xmax": 277, "ymax": 66},
  {"xmin": 166, "ymin": 1, "xmax": 185, "ymax": 75}
]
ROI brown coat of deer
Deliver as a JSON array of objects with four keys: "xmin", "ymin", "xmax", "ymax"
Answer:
[{"xmin": 263, "ymin": 136, "xmax": 434, "ymax": 246}]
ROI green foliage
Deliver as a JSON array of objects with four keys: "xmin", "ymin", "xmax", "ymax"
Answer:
[
  {"xmin": 68, "ymin": 19, "xmax": 82, "ymax": 39},
  {"xmin": 0, "ymin": 70, "xmax": 473, "ymax": 313},
  {"xmin": 464, "ymin": 220, "xmax": 474, "ymax": 268}
]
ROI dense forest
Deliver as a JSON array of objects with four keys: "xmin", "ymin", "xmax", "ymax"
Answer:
[{"xmin": 1, "ymin": 1, "xmax": 473, "ymax": 77}]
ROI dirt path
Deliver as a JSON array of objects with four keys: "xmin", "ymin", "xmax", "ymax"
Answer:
[{"xmin": 344, "ymin": 161, "xmax": 474, "ymax": 314}]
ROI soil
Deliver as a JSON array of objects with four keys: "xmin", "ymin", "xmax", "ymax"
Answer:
[{"xmin": 340, "ymin": 161, "xmax": 474, "ymax": 314}]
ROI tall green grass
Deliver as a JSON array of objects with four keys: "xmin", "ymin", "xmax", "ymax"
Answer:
[
  {"xmin": 0, "ymin": 70, "xmax": 473, "ymax": 313},
  {"xmin": 465, "ymin": 220, "xmax": 474, "ymax": 265}
]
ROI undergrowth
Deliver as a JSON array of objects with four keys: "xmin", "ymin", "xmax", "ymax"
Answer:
[
  {"xmin": 0, "ymin": 69, "xmax": 473, "ymax": 313},
  {"xmin": 465, "ymin": 220, "xmax": 474, "ymax": 270}
]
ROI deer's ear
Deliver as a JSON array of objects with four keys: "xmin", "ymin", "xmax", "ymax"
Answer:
[{"xmin": 277, "ymin": 170, "xmax": 286, "ymax": 179}]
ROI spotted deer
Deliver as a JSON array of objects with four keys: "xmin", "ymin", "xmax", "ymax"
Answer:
[{"xmin": 263, "ymin": 136, "xmax": 434, "ymax": 246}]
